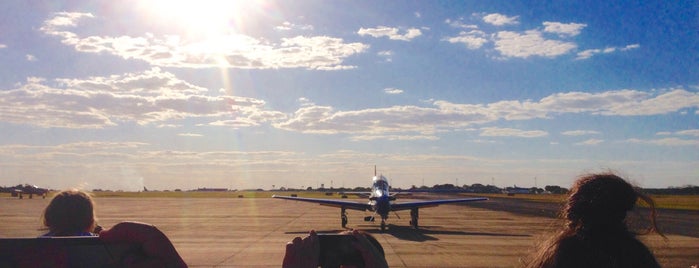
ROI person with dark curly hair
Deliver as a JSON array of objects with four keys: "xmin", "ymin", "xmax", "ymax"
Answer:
[{"xmin": 523, "ymin": 173, "xmax": 663, "ymax": 268}]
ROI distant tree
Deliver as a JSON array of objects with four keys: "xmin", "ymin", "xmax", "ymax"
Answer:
[
  {"xmin": 433, "ymin": 183, "xmax": 456, "ymax": 190},
  {"xmin": 545, "ymin": 185, "xmax": 568, "ymax": 194},
  {"xmin": 530, "ymin": 187, "xmax": 544, "ymax": 194},
  {"xmin": 353, "ymin": 186, "xmax": 369, "ymax": 191}
]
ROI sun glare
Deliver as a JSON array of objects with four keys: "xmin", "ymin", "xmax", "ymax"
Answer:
[{"xmin": 142, "ymin": 0, "xmax": 263, "ymax": 36}]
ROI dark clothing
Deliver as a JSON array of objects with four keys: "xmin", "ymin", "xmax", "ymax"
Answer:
[
  {"xmin": 549, "ymin": 232, "xmax": 661, "ymax": 268},
  {"xmin": 40, "ymin": 231, "xmax": 96, "ymax": 237}
]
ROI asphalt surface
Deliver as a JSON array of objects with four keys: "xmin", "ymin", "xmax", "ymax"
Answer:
[
  {"xmin": 456, "ymin": 195, "xmax": 699, "ymax": 238},
  {"xmin": 1, "ymin": 196, "xmax": 697, "ymax": 267}
]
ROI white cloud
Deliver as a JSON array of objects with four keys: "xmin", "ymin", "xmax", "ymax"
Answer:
[
  {"xmin": 479, "ymin": 127, "xmax": 548, "ymax": 138},
  {"xmin": 656, "ymin": 129, "xmax": 699, "ymax": 137},
  {"xmin": 350, "ymin": 134, "xmax": 438, "ymax": 141},
  {"xmin": 275, "ymin": 104, "xmax": 494, "ymax": 135},
  {"xmin": 445, "ymin": 30, "xmax": 488, "ymax": 49},
  {"xmin": 597, "ymin": 89, "xmax": 699, "ymax": 115},
  {"xmin": 626, "ymin": 138, "xmax": 699, "ymax": 146},
  {"xmin": 444, "ymin": 16, "xmax": 628, "ymax": 61},
  {"xmin": 0, "ymin": 142, "xmax": 306, "ymax": 190},
  {"xmin": 377, "ymin": 50, "xmax": 393, "ymax": 62},
  {"xmin": 207, "ymin": 119, "xmax": 260, "ymax": 128},
  {"xmin": 0, "ymin": 68, "xmax": 286, "ymax": 128},
  {"xmin": 575, "ymin": 139, "xmax": 604, "ymax": 145},
  {"xmin": 482, "ymin": 13, "xmax": 519, "ymax": 26},
  {"xmin": 298, "ymin": 97, "xmax": 315, "ymax": 107},
  {"xmin": 0, "ymin": 44, "xmax": 7, "ymax": 49},
  {"xmin": 494, "ymin": 30, "xmax": 577, "ymax": 58},
  {"xmin": 543, "ymin": 22, "xmax": 587, "ymax": 37},
  {"xmin": 622, "ymin": 44, "xmax": 640, "ymax": 50},
  {"xmin": 445, "ymin": 18, "xmax": 478, "ymax": 29},
  {"xmin": 378, "ymin": 50, "xmax": 393, "ymax": 57},
  {"xmin": 275, "ymin": 21, "xmax": 314, "ymax": 31},
  {"xmin": 576, "ymin": 44, "xmax": 640, "ymax": 60},
  {"xmin": 384, "ymin": 88, "xmax": 403, "ymax": 95},
  {"xmin": 357, "ymin": 26, "xmax": 422, "ymax": 41},
  {"xmin": 676, "ymin": 129, "xmax": 699, "ymax": 136},
  {"xmin": 274, "ymin": 88, "xmax": 699, "ymax": 138},
  {"xmin": 562, "ymin": 130, "xmax": 601, "ymax": 136},
  {"xmin": 178, "ymin": 133, "xmax": 203, "ymax": 137},
  {"xmin": 26, "ymin": 54, "xmax": 37, "ymax": 61},
  {"xmin": 40, "ymin": 12, "xmax": 367, "ymax": 70},
  {"xmin": 41, "ymin": 12, "xmax": 94, "ymax": 29}
]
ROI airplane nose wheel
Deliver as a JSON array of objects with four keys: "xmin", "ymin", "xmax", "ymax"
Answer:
[
  {"xmin": 380, "ymin": 220, "xmax": 386, "ymax": 232},
  {"xmin": 341, "ymin": 208, "xmax": 348, "ymax": 228}
]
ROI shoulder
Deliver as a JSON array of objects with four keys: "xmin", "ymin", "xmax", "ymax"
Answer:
[{"xmin": 39, "ymin": 232, "xmax": 97, "ymax": 237}]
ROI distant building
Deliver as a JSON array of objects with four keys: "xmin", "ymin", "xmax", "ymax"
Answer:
[
  {"xmin": 194, "ymin": 188, "xmax": 229, "ymax": 192},
  {"xmin": 504, "ymin": 185, "xmax": 530, "ymax": 195}
]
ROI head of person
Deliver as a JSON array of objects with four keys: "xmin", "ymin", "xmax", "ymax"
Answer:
[
  {"xmin": 562, "ymin": 172, "xmax": 660, "ymax": 235},
  {"xmin": 523, "ymin": 173, "xmax": 663, "ymax": 268},
  {"xmin": 42, "ymin": 189, "xmax": 97, "ymax": 236}
]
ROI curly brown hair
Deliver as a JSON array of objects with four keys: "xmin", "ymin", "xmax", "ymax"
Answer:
[
  {"xmin": 42, "ymin": 189, "xmax": 97, "ymax": 236},
  {"xmin": 523, "ymin": 173, "xmax": 663, "ymax": 268}
]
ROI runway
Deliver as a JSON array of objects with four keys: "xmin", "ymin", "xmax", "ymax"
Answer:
[{"xmin": 1, "ymin": 197, "xmax": 696, "ymax": 267}]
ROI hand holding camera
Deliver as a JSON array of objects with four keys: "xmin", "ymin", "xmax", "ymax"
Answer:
[{"xmin": 283, "ymin": 230, "xmax": 388, "ymax": 268}]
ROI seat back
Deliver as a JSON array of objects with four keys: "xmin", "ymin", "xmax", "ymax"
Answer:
[{"xmin": 0, "ymin": 236, "xmax": 135, "ymax": 268}]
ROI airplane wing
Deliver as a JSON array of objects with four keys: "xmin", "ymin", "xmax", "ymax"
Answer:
[
  {"xmin": 391, "ymin": 197, "xmax": 488, "ymax": 211},
  {"xmin": 272, "ymin": 195, "xmax": 372, "ymax": 211}
]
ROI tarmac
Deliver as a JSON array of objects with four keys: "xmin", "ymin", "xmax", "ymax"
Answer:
[{"xmin": 1, "ymin": 196, "xmax": 697, "ymax": 267}]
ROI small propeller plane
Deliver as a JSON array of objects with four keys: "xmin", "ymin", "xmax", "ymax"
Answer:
[
  {"xmin": 273, "ymin": 167, "xmax": 487, "ymax": 231},
  {"xmin": 1, "ymin": 184, "xmax": 49, "ymax": 199}
]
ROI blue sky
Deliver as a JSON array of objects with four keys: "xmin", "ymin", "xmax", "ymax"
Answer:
[{"xmin": 0, "ymin": 0, "xmax": 697, "ymax": 191}]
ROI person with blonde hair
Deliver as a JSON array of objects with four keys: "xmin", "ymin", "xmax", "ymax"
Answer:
[
  {"xmin": 40, "ymin": 189, "xmax": 188, "ymax": 267},
  {"xmin": 524, "ymin": 173, "xmax": 663, "ymax": 268}
]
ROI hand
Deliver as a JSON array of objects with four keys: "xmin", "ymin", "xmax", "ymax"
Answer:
[
  {"xmin": 99, "ymin": 221, "xmax": 187, "ymax": 268},
  {"xmin": 350, "ymin": 230, "xmax": 388, "ymax": 268},
  {"xmin": 283, "ymin": 230, "xmax": 320, "ymax": 268}
]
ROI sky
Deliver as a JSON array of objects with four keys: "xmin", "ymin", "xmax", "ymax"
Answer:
[{"xmin": 0, "ymin": 0, "xmax": 697, "ymax": 191}]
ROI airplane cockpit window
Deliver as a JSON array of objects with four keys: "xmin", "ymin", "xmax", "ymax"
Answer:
[{"xmin": 373, "ymin": 178, "xmax": 389, "ymax": 191}]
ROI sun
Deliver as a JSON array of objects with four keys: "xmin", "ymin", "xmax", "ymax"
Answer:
[{"xmin": 141, "ymin": 0, "xmax": 264, "ymax": 36}]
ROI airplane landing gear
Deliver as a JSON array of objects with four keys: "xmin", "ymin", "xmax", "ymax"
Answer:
[
  {"xmin": 341, "ymin": 207, "xmax": 348, "ymax": 228},
  {"xmin": 380, "ymin": 220, "xmax": 386, "ymax": 232},
  {"xmin": 410, "ymin": 208, "xmax": 419, "ymax": 229}
]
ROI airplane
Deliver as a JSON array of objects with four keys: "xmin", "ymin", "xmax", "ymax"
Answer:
[
  {"xmin": 0, "ymin": 184, "xmax": 49, "ymax": 199},
  {"xmin": 273, "ymin": 167, "xmax": 487, "ymax": 231}
]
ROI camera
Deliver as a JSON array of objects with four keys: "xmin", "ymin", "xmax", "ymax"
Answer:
[{"xmin": 317, "ymin": 233, "xmax": 364, "ymax": 267}]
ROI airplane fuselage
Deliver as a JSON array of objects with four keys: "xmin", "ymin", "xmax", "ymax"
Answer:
[
  {"xmin": 272, "ymin": 167, "xmax": 487, "ymax": 231},
  {"xmin": 368, "ymin": 175, "xmax": 392, "ymax": 220}
]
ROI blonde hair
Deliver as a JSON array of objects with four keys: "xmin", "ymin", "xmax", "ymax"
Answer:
[{"xmin": 42, "ymin": 189, "xmax": 97, "ymax": 236}]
